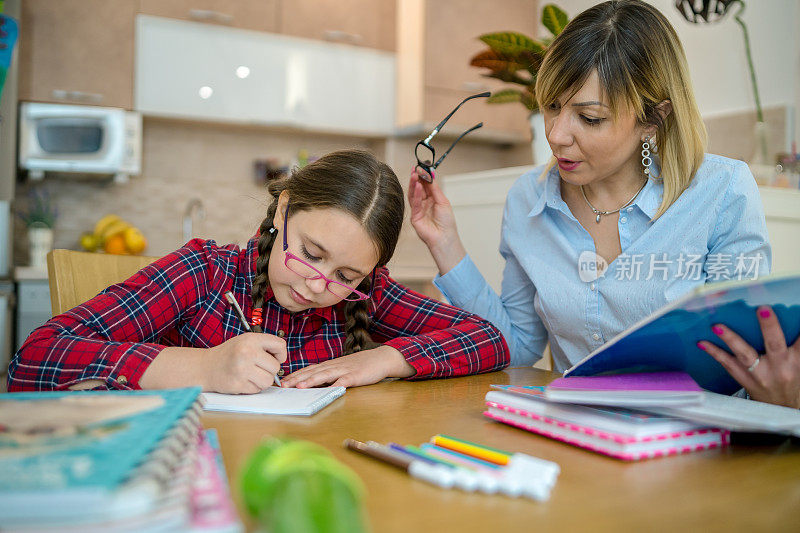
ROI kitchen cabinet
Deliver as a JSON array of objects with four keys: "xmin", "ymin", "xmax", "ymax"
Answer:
[
  {"xmin": 398, "ymin": 0, "xmax": 538, "ymax": 141},
  {"xmin": 138, "ymin": 0, "xmax": 393, "ymax": 50},
  {"xmin": 135, "ymin": 15, "xmax": 395, "ymax": 135},
  {"xmin": 18, "ymin": 0, "xmax": 137, "ymax": 109},
  {"xmin": 279, "ymin": 0, "xmax": 396, "ymax": 51},
  {"xmin": 138, "ymin": 0, "xmax": 280, "ymax": 33}
]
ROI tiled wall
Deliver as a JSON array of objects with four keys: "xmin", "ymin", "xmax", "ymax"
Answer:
[{"xmin": 704, "ymin": 105, "xmax": 789, "ymax": 163}]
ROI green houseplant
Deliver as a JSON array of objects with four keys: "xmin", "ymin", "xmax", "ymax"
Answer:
[{"xmin": 469, "ymin": 4, "xmax": 569, "ymax": 163}]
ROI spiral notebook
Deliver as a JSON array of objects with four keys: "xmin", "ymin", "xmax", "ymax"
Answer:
[
  {"xmin": 0, "ymin": 387, "xmax": 203, "ymax": 526},
  {"xmin": 201, "ymin": 386, "xmax": 346, "ymax": 416}
]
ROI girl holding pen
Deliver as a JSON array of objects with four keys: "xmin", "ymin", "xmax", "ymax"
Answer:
[{"xmin": 9, "ymin": 150, "xmax": 509, "ymax": 393}]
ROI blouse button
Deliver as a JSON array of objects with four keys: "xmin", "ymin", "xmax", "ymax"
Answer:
[
  {"xmin": 277, "ymin": 330, "xmax": 285, "ymax": 337},
  {"xmin": 116, "ymin": 375, "xmax": 128, "ymax": 386},
  {"xmin": 627, "ymin": 207, "xmax": 634, "ymax": 212},
  {"xmin": 590, "ymin": 283, "xmax": 596, "ymax": 291},
  {"xmin": 620, "ymin": 217, "xmax": 627, "ymax": 223},
  {"xmin": 592, "ymin": 333, "xmax": 601, "ymax": 341},
  {"xmin": 277, "ymin": 369, "xmax": 285, "ymax": 376}
]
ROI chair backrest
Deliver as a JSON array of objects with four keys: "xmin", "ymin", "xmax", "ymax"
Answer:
[{"xmin": 46, "ymin": 249, "xmax": 160, "ymax": 316}]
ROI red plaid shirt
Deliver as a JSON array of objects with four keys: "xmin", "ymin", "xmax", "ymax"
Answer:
[{"xmin": 9, "ymin": 238, "xmax": 509, "ymax": 391}]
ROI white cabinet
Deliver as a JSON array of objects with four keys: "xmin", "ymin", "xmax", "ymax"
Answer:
[
  {"xmin": 444, "ymin": 166, "xmax": 530, "ymax": 293},
  {"xmin": 135, "ymin": 15, "xmax": 395, "ymax": 136},
  {"xmin": 759, "ymin": 186, "xmax": 800, "ymax": 274}
]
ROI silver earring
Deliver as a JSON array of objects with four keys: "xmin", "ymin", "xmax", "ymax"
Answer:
[
  {"xmin": 268, "ymin": 226, "xmax": 277, "ymax": 234},
  {"xmin": 641, "ymin": 137, "xmax": 652, "ymax": 175}
]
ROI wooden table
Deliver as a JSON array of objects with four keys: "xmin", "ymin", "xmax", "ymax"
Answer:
[{"xmin": 203, "ymin": 368, "xmax": 800, "ymax": 532}]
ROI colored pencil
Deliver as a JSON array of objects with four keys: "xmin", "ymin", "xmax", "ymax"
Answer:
[{"xmin": 431, "ymin": 435, "xmax": 511, "ymax": 466}]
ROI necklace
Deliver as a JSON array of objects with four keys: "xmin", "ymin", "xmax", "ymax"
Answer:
[{"xmin": 580, "ymin": 180, "xmax": 648, "ymax": 223}]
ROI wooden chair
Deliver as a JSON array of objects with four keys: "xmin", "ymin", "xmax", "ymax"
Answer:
[{"xmin": 46, "ymin": 249, "xmax": 160, "ymax": 316}]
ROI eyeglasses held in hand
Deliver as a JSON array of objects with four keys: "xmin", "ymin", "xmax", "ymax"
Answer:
[
  {"xmin": 282, "ymin": 204, "xmax": 375, "ymax": 301},
  {"xmin": 414, "ymin": 91, "xmax": 491, "ymax": 183}
]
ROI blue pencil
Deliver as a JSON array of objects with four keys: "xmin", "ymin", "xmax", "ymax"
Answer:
[{"xmin": 387, "ymin": 443, "xmax": 441, "ymax": 465}]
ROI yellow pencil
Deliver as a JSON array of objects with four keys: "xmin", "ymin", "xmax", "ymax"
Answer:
[{"xmin": 431, "ymin": 435, "xmax": 511, "ymax": 466}]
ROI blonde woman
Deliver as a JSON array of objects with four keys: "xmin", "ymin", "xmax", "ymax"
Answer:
[{"xmin": 409, "ymin": 1, "xmax": 800, "ymax": 408}]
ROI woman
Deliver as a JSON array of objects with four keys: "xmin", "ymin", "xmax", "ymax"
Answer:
[{"xmin": 409, "ymin": 1, "xmax": 800, "ymax": 408}]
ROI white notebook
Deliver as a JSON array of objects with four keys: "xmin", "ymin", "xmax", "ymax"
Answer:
[
  {"xmin": 643, "ymin": 391, "xmax": 800, "ymax": 434},
  {"xmin": 201, "ymin": 386, "xmax": 345, "ymax": 416}
]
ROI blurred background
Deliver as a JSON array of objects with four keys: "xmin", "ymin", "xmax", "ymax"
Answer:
[{"xmin": 0, "ymin": 0, "xmax": 798, "ymax": 371}]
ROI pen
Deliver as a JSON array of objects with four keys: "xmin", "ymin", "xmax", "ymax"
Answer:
[{"xmin": 224, "ymin": 291, "xmax": 282, "ymax": 387}]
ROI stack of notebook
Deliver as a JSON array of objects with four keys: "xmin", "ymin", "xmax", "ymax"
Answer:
[
  {"xmin": 0, "ymin": 387, "xmax": 242, "ymax": 532},
  {"xmin": 485, "ymin": 383, "xmax": 729, "ymax": 461},
  {"xmin": 485, "ymin": 371, "xmax": 800, "ymax": 461}
]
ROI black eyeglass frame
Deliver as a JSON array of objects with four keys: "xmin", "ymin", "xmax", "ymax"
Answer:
[{"xmin": 414, "ymin": 91, "xmax": 491, "ymax": 183}]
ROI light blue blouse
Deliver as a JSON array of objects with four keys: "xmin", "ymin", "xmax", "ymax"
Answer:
[{"xmin": 434, "ymin": 154, "xmax": 772, "ymax": 371}]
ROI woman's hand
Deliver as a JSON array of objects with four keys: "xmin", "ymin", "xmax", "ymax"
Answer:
[
  {"xmin": 203, "ymin": 333, "xmax": 288, "ymax": 394},
  {"xmin": 697, "ymin": 306, "xmax": 800, "ymax": 408},
  {"xmin": 408, "ymin": 169, "xmax": 467, "ymax": 275},
  {"xmin": 280, "ymin": 345, "xmax": 416, "ymax": 389}
]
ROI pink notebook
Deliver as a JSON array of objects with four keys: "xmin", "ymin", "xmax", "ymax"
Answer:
[
  {"xmin": 544, "ymin": 371, "xmax": 704, "ymax": 407},
  {"xmin": 485, "ymin": 389, "xmax": 728, "ymax": 461}
]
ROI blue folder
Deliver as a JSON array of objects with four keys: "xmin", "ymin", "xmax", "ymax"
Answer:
[{"xmin": 564, "ymin": 273, "xmax": 800, "ymax": 395}]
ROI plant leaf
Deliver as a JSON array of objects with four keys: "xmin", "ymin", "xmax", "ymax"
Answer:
[
  {"xmin": 479, "ymin": 32, "xmax": 546, "ymax": 55},
  {"xmin": 483, "ymin": 71, "xmax": 533, "ymax": 86},
  {"xmin": 542, "ymin": 4, "xmax": 569, "ymax": 37},
  {"xmin": 470, "ymin": 49, "xmax": 529, "ymax": 73},
  {"xmin": 487, "ymin": 89, "xmax": 524, "ymax": 104}
]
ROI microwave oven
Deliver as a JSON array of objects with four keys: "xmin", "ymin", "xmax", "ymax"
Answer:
[{"xmin": 18, "ymin": 102, "xmax": 142, "ymax": 182}]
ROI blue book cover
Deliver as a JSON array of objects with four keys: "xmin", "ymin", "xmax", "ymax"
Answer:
[
  {"xmin": 564, "ymin": 273, "xmax": 800, "ymax": 395},
  {"xmin": 0, "ymin": 387, "xmax": 201, "ymax": 521}
]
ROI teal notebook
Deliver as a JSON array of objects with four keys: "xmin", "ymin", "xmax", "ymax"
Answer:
[
  {"xmin": 565, "ymin": 272, "xmax": 800, "ymax": 395},
  {"xmin": 0, "ymin": 387, "xmax": 202, "ymax": 524}
]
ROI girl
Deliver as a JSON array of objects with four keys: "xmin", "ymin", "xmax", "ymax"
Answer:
[
  {"xmin": 9, "ymin": 150, "xmax": 509, "ymax": 392},
  {"xmin": 409, "ymin": 1, "xmax": 799, "ymax": 408}
]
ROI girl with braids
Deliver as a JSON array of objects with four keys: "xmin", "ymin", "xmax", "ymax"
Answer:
[{"xmin": 9, "ymin": 150, "xmax": 509, "ymax": 392}]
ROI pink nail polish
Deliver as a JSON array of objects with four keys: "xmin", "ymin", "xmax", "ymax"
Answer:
[
  {"xmin": 696, "ymin": 342, "xmax": 706, "ymax": 351},
  {"xmin": 759, "ymin": 308, "xmax": 771, "ymax": 318},
  {"xmin": 712, "ymin": 325, "xmax": 724, "ymax": 335}
]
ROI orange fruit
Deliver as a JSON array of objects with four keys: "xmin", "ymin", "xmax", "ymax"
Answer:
[{"xmin": 104, "ymin": 234, "xmax": 128, "ymax": 255}]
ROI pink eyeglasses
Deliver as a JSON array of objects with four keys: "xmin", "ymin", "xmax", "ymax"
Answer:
[{"xmin": 281, "ymin": 205, "xmax": 375, "ymax": 301}]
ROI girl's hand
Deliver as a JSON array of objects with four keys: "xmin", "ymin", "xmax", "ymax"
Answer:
[
  {"xmin": 408, "ymin": 169, "xmax": 467, "ymax": 275},
  {"xmin": 280, "ymin": 345, "xmax": 416, "ymax": 389},
  {"xmin": 204, "ymin": 333, "xmax": 288, "ymax": 394},
  {"xmin": 698, "ymin": 306, "xmax": 800, "ymax": 408}
]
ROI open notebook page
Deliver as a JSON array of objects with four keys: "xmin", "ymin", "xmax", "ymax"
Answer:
[{"xmin": 201, "ymin": 386, "xmax": 345, "ymax": 416}]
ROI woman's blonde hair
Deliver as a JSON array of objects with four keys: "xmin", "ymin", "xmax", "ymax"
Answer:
[{"xmin": 535, "ymin": 0, "xmax": 707, "ymax": 220}]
